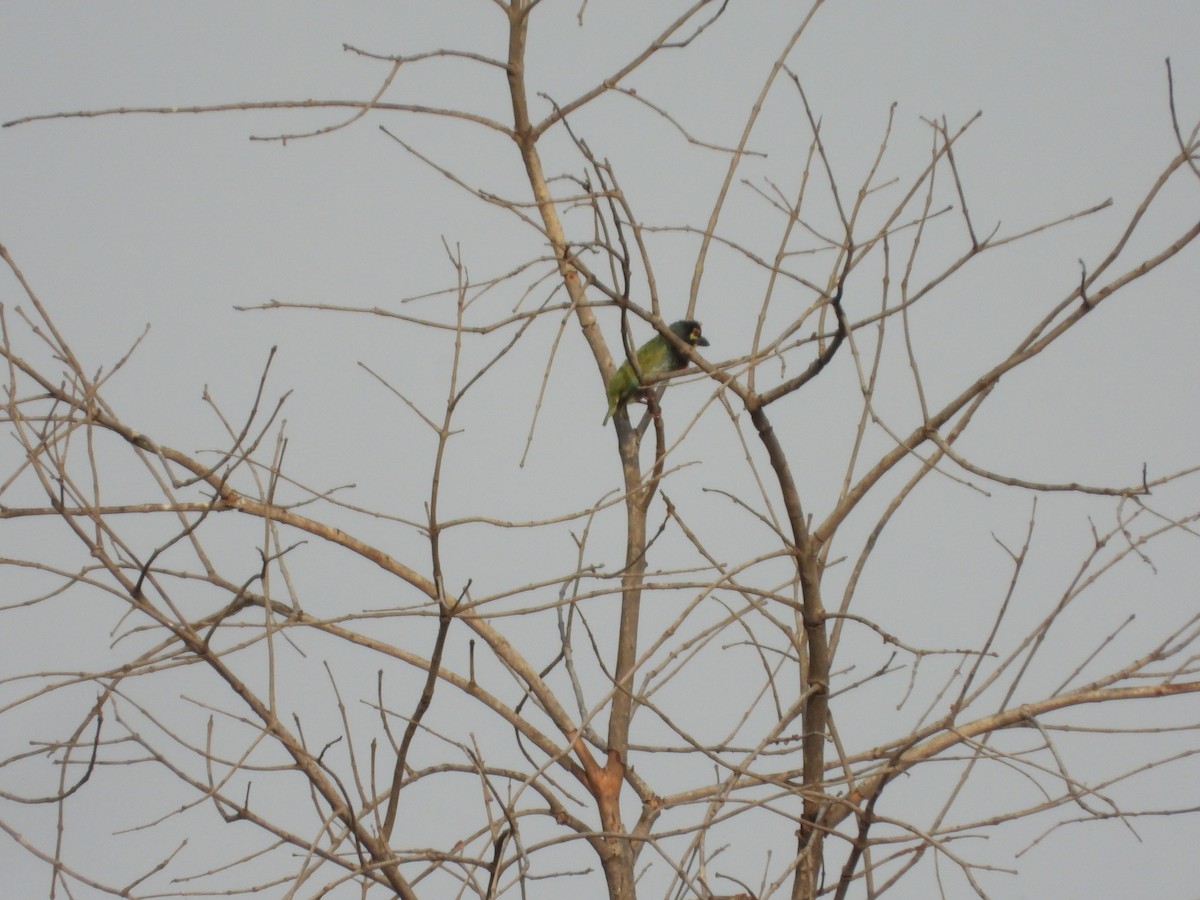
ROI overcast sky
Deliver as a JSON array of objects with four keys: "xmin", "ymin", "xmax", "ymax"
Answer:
[{"xmin": 2, "ymin": 3, "xmax": 1199, "ymax": 898}]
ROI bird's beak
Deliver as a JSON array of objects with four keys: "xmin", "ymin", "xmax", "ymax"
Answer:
[{"xmin": 697, "ymin": 336, "xmax": 710, "ymax": 347}]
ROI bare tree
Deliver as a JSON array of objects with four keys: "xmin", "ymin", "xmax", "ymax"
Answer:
[{"xmin": 3, "ymin": 3, "xmax": 1199, "ymax": 899}]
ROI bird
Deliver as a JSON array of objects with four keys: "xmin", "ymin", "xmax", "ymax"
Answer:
[{"xmin": 603, "ymin": 319, "xmax": 710, "ymax": 425}]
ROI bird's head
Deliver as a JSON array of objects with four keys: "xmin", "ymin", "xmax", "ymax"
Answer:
[{"xmin": 669, "ymin": 319, "xmax": 710, "ymax": 347}]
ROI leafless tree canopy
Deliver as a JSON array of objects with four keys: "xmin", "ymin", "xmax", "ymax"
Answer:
[{"xmin": 3, "ymin": 3, "xmax": 1199, "ymax": 899}]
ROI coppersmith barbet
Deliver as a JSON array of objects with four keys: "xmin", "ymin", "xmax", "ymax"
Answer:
[{"xmin": 603, "ymin": 319, "xmax": 709, "ymax": 425}]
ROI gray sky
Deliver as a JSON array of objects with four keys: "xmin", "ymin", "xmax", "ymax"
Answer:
[{"xmin": 2, "ymin": 3, "xmax": 1199, "ymax": 898}]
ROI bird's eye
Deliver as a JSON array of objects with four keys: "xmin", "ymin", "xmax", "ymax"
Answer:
[{"xmin": 691, "ymin": 327, "xmax": 701, "ymax": 341}]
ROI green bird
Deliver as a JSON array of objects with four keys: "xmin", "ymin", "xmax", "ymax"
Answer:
[{"xmin": 603, "ymin": 319, "xmax": 710, "ymax": 425}]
